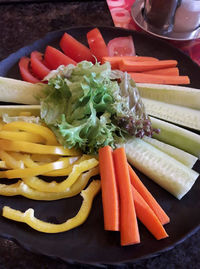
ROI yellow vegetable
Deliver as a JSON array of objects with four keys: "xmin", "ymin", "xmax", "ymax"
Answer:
[
  {"xmin": 0, "ymin": 130, "xmax": 45, "ymax": 144},
  {"xmin": 2, "ymin": 180, "xmax": 101, "ymax": 233},
  {"xmin": 0, "ymin": 139, "xmax": 80, "ymax": 156},
  {"xmin": 0, "ymin": 167, "xmax": 99, "ymax": 200},
  {"xmin": 0, "ymin": 150, "xmax": 24, "ymax": 169},
  {"xmin": 2, "ymin": 121, "xmax": 58, "ymax": 145},
  {"xmin": 23, "ymin": 158, "xmax": 99, "ymax": 192},
  {"xmin": 0, "ymin": 161, "xmax": 6, "ymax": 169},
  {"xmin": 1, "ymin": 157, "xmax": 76, "ymax": 179}
]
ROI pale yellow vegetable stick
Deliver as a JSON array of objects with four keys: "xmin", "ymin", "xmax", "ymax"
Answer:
[{"xmin": 2, "ymin": 180, "xmax": 101, "ymax": 233}]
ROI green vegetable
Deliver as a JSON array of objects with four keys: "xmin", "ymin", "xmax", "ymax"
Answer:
[
  {"xmin": 137, "ymin": 83, "xmax": 200, "ymax": 110},
  {"xmin": 40, "ymin": 61, "xmax": 151, "ymax": 153},
  {"xmin": 143, "ymin": 136, "xmax": 198, "ymax": 168},
  {"xmin": 124, "ymin": 138, "xmax": 199, "ymax": 200},
  {"xmin": 142, "ymin": 98, "xmax": 200, "ymax": 131},
  {"xmin": 0, "ymin": 77, "xmax": 44, "ymax": 104},
  {"xmin": 151, "ymin": 117, "xmax": 200, "ymax": 158}
]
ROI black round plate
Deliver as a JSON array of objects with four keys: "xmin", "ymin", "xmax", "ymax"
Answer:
[{"xmin": 0, "ymin": 26, "xmax": 199, "ymax": 266}]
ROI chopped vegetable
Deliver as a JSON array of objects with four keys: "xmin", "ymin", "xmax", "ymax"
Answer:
[
  {"xmin": 128, "ymin": 164, "xmax": 170, "ymax": 225},
  {"xmin": 60, "ymin": 32, "xmax": 94, "ymax": 63},
  {"xmin": 98, "ymin": 145, "xmax": 119, "ymax": 231},
  {"xmin": 44, "ymin": 46, "xmax": 76, "ymax": 70},
  {"xmin": 137, "ymin": 83, "xmax": 200, "ymax": 110},
  {"xmin": 150, "ymin": 117, "xmax": 200, "ymax": 158},
  {"xmin": 30, "ymin": 51, "xmax": 50, "ymax": 80},
  {"xmin": 0, "ymin": 139, "xmax": 80, "ymax": 156},
  {"xmin": 113, "ymin": 147, "xmax": 140, "ymax": 246},
  {"xmin": 102, "ymin": 56, "xmax": 158, "ymax": 69},
  {"xmin": 0, "ymin": 77, "xmax": 43, "ymax": 105},
  {"xmin": 132, "ymin": 186, "xmax": 168, "ymax": 240},
  {"xmin": 19, "ymin": 57, "xmax": 41, "ymax": 83},
  {"xmin": 143, "ymin": 99, "xmax": 200, "ymax": 131},
  {"xmin": 119, "ymin": 60, "xmax": 177, "ymax": 72},
  {"xmin": 143, "ymin": 67, "xmax": 179, "ymax": 76},
  {"xmin": 107, "ymin": 36, "xmax": 135, "ymax": 57},
  {"xmin": 0, "ymin": 167, "xmax": 99, "ymax": 201},
  {"xmin": 125, "ymin": 138, "xmax": 199, "ymax": 199},
  {"xmin": 2, "ymin": 180, "xmax": 101, "ymax": 233},
  {"xmin": 87, "ymin": 28, "xmax": 108, "ymax": 63},
  {"xmin": 129, "ymin": 73, "xmax": 190, "ymax": 85},
  {"xmin": 22, "ymin": 158, "xmax": 98, "ymax": 192}
]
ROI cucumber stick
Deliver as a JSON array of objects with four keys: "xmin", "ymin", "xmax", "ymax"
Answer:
[
  {"xmin": 0, "ymin": 105, "xmax": 41, "ymax": 116},
  {"xmin": 142, "ymin": 98, "xmax": 200, "ymax": 131},
  {"xmin": 143, "ymin": 136, "xmax": 198, "ymax": 168},
  {"xmin": 0, "ymin": 77, "xmax": 45, "ymax": 104},
  {"xmin": 137, "ymin": 83, "xmax": 200, "ymax": 110},
  {"xmin": 151, "ymin": 117, "xmax": 200, "ymax": 158},
  {"xmin": 124, "ymin": 138, "xmax": 199, "ymax": 199}
]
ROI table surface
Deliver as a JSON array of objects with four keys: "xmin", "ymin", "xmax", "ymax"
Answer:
[{"xmin": 0, "ymin": 1, "xmax": 200, "ymax": 268}]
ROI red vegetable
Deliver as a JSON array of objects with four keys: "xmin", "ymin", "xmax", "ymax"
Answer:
[
  {"xmin": 113, "ymin": 147, "xmax": 140, "ymax": 246},
  {"xmin": 19, "ymin": 57, "xmax": 41, "ymax": 84},
  {"xmin": 107, "ymin": 36, "xmax": 135, "ymax": 57},
  {"xmin": 60, "ymin": 33, "xmax": 94, "ymax": 63},
  {"xmin": 98, "ymin": 146, "xmax": 119, "ymax": 231},
  {"xmin": 30, "ymin": 51, "xmax": 50, "ymax": 80},
  {"xmin": 44, "ymin": 46, "xmax": 76, "ymax": 70},
  {"xmin": 87, "ymin": 28, "xmax": 108, "ymax": 63}
]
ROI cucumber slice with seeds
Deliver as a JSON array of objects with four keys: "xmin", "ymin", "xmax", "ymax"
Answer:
[
  {"xmin": 143, "ymin": 136, "xmax": 198, "ymax": 168},
  {"xmin": 125, "ymin": 138, "xmax": 199, "ymax": 200},
  {"xmin": 137, "ymin": 83, "xmax": 200, "ymax": 110},
  {"xmin": 142, "ymin": 98, "xmax": 200, "ymax": 130},
  {"xmin": 151, "ymin": 117, "xmax": 200, "ymax": 158}
]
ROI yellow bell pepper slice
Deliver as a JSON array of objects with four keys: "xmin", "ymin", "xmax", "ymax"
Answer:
[
  {"xmin": 2, "ymin": 121, "xmax": 58, "ymax": 145},
  {"xmin": 0, "ymin": 139, "xmax": 80, "ymax": 156},
  {"xmin": 0, "ymin": 150, "xmax": 24, "ymax": 169},
  {"xmin": 23, "ymin": 158, "xmax": 99, "ymax": 192},
  {"xmin": 0, "ymin": 161, "xmax": 6, "ymax": 169},
  {"xmin": 44, "ymin": 154, "xmax": 92, "ymax": 177},
  {"xmin": 2, "ymin": 180, "xmax": 101, "ymax": 233},
  {"xmin": 9, "ymin": 153, "xmax": 39, "ymax": 168},
  {"xmin": 0, "ymin": 167, "xmax": 99, "ymax": 200},
  {"xmin": 0, "ymin": 130, "xmax": 45, "ymax": 144},
  {"xmin": 1, "ymin": 157, "xmax": 77, "ymax": 179},
  {"xmin": 30, "ymin": 154, "xmax": 60, "ymax": 163}
]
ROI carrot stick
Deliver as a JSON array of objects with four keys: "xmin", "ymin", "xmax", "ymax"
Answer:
[
  {"xmin": 98, "ymin": 146, "xmax": 119, "ymax": 231},
  {"xmin": 119, "ymin": 60, "xmax": 177, "ymax": 72},
  {"xmin": 102, "ymin": 56, "xmax": 158, "ymax": 69},
  {"xmin": 128, "ymin": 165, "xmax": 170, "ymax": 225},
  {"xmin": 129, "ymin": 73, "xmax": 190, "ymax": 85},
  {"xmin": 113, "ymin": 147, "xmax": 140, "ymax": 246},
  {"xmin": 132, "ymin": 186, "xmax": 168, "ymax": 240},
  {"xmin": 143, "ymin": 67, "xmax": 179, "ymax": 76}
]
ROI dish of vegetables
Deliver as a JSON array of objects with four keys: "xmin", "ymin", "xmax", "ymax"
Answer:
[{"xmin": 0, "ymin": 26, "xmax": 199, "ymax": 265}]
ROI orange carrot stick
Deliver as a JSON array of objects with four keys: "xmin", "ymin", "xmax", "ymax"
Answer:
[
  {"xmin": 129, "ymin": 73, "xmax": 190, "ymax": 85},
  {"xmin": 128, "ymin": 165, "xmax": 170, "ymax": 225},
  {"xmin": 98, "ymin": 146, "xmax": 119, "ymax": 231},
  {"xmin": 132, "ymin": 186, "xmax": 168, "ymax": 240},
  {"xmin": 119, "ymin": 60, "xmax": 177, "ymax": 72},
  {"xmin": 143, "ymin": 67, "xmax": 179, "ymax": 76},
  {"xmin": 113, "ymin": 147, "xmax": 140, "ymax": 246},
  {"xmin": 102, "ymin": 56, "xmax": 158, "ymax": 69}
]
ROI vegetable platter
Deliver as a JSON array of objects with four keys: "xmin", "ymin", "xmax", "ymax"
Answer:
[{"xmin": 0, "ymin": 26, "xmax": 199, "ymax": 265}]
